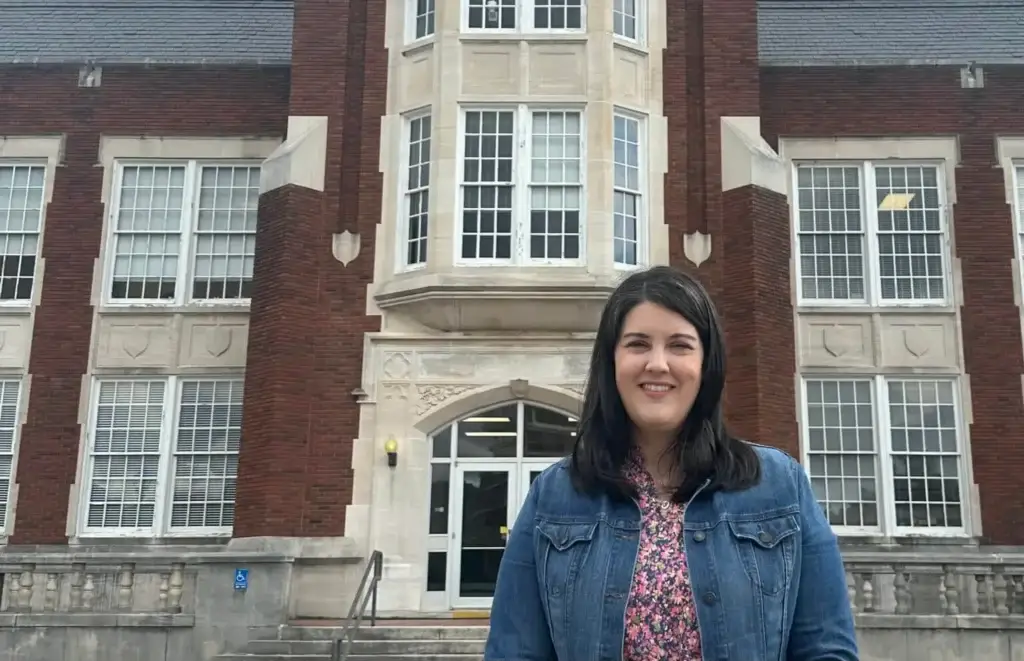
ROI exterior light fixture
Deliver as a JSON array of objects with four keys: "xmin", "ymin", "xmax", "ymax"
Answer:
[{"xmin": 384, "ymin": 437, "xmax": 399, "ymax": 468}]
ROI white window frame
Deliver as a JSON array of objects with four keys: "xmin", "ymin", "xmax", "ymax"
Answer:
[
  {"xmin": 612, "ymin": 109, "xmax": 647, "ymax": 269},
  {"xmin": 102, "ymin": 159, "xmax": 262, "ymax": 308},
  {"xmin": 455, "ymin": 104, "xmax": 587, "ymax": 267},
  {"xmin": 612, "ymin": 0, "xmax": 644, "ymax": 44},
  {"xmin": 1012, "ymin": 164, "xmax": 1024, "ymax": 299},
  {"xmin": 461, "ymin": 0, "xmax": 587, "ymax": 34},
  {"xmin": 0, "ymin": 161, "xmax": 47, "ymax": 308},
  {"xmin": 398, "ymin": 110, "xmax": 433, "ymax": 272},
  {"xmin": 79, "ymin": 375, "xmax": 243, "ymax": 538},
  {"xmin": 791, "ymin": 160, "xmax": 952, "ymax": 308},
  {"xmin": 0, "ymin": 378, "xmax": 23, "ymax": 535},
  {"xmin": 406, "ymin": 0, "xmax": 436, "ymax": 43},
  {"xmin": 798, "ymin": 375, "xmax": 969, "ymax": 538}
]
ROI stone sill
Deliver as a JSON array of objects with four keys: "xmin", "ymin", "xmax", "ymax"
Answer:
[
  {"xmin": 856, "ymin": 614, "xmax": 1024, "ymax": 630},
  {"xmin": 0, "ymin": 612, "xmax": 194, "ymax": 628}
]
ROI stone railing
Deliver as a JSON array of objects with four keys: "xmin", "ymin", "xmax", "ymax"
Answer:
[
  {"xmin": 0, "ymin": 552, "xmax": 195, "ymax": 626},
  {"xmin": 843, "ymin": 549, "xmax": 1024, "ymax": 624}
]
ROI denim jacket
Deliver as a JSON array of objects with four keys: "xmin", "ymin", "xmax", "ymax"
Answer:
[{"xmin": 485, "ymin": 444, "xmax": 859, "ymax": 661}]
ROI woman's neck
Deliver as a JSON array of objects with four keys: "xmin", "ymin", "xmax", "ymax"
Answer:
[{"xmin": 634, "ymin": 432, "xmax": 679, "ymax": 493}]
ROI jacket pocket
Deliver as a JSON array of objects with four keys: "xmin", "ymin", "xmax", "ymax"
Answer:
[
  {"xmin": 536, "ymin": 520, "xmax": 598, "ymax": 619},
  {"xmin": 726, "ymin": 514, "xmax": 799, "ymax": 595}
]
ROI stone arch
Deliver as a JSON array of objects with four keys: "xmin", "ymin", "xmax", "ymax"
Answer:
[{"xmin": 414, "ymin": 380, "xmax": 582, "ymax": 435}]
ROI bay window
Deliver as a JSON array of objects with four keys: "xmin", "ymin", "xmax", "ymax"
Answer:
[
  {"xmin": 106, "ymin": 161, "xmax": 260, "ymax": 305},
  {"xmin": 458, "ymin": 107, "xmax": 584, "ymax": 265},
  {"xmin": 794, "ymin": 162, "xmax": 949, "ymax": 306},
  {"xmin": 82, "ymin": 377, "xmax": 243, "ymax": 537},
  {"xmin": 464, "ymin": 0, "xmax": 585, "ymax": 32},
  {"xmin": 402, "ymin": 113, "xmax": 433, "ymax": 268}
]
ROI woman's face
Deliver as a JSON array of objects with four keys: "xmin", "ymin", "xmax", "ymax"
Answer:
[{"xmin": 613, "ymin": 301, "xmax": 704, "ymax": 440}]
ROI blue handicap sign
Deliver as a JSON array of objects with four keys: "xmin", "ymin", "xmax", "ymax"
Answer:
[{"xmin": 234, "ymin": 568, "xmax": 249, "ymax": 591}]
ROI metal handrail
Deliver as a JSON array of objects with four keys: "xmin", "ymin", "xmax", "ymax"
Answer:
[{"xmin": 330, "ymin": 550, "xmax": 384, "ymax": 661}]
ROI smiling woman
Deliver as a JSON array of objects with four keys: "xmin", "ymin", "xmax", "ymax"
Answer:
[{"xmin": 485, "ymin": 265, "xmax": 859, "ymax": 661}]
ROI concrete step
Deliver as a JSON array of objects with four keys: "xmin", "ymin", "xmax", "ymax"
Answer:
[
  {"xmin": 219, "ymin": 657, "xmax": 481, "ymax": 661},
  {"xmin": 278, "ymin": 625, "xmax": 489, "ymax": 642},
  {"xmin": 234, "ymin": 638, "xmax": 485, "ymax": 656},
  {"xmin": 242, "ymin": 640, "xmax": 333, "ymax": 655}
]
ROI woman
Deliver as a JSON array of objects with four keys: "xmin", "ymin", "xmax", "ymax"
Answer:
[{"xmin": 485, "ymin": 266, "xmax": 858, "ymax": 661}]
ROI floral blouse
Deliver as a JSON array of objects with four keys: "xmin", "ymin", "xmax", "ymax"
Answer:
[{"xmin": 622, "ymin": 455, "xmax": 704, "ymax": 661}]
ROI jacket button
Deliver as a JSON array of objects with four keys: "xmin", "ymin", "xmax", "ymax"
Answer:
[
  {"xmin": 693, "ymin": 531, "xmax": 706, "ymax": 543},
  {"xmin": 702, "ymin": 592, "xmax": 717, "ymax": 605},
  {"xmin": 758, "ymin": 531, "xmax": 772, "ymax": 544}
]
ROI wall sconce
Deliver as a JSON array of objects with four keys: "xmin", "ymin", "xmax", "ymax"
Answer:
[{"xmin": 384, "ymin": 437, "xmax": 399, "ymax": 468}]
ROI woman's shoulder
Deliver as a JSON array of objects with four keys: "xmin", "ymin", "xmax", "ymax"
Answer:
[
  {"xmin": 531, "ymin": 457, "xmax": 604, "ymax": 513},
  {"xmin": 743, "ymin": 441, "xmax": 804, "ymax": 489}
]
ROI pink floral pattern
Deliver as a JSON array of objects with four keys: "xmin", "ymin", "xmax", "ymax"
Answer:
[{"xmin": 622, "ymin": 454, "xmax": 704, "ymax": 661}]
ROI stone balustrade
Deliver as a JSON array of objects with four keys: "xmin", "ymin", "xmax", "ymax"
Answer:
[{"xmin": 842, "ymin": 549, "xmax": 1024, "ymax": 625}]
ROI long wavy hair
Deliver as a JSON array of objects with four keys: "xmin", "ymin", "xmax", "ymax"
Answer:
[{"xmin": 570, "ymin": 265, "xmax": 761, "ymax": 503}]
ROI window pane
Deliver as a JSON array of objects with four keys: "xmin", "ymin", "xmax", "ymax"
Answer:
[
  {"xmin": 467, "ymin": 0, "xmax": 516, "ymax": 28},
  {"xmin": 111, "ymin": 165, "xmax": 185, "ymax": 301},
  {"xmin": 887, "ymin": 379, "xmax": 962, "ymax": 529},
  {"xmin": 461, "ymin": 110, "xmax": 515, "ymax": 260},
  {"xmin": 414, "ymin": 0, "xmax": 436, "ymax": 39},
  {"xmin": 87, "ymin": 380, "xmax": 165, "ymax": 530},
  {"xmin": 170, "ymin": 379, "xmax": 243, "ymax": 530},
  {"xmin": 523, "ymin": 405, "xmax": 576, "ymax": 457},
  {"xmin": 0, "ymin": 380, "xmax": 20, "ymax": 530},
  {"xmin": 794, "ymin": 165, "xmax": 865, "ymax": 301},
  {"xmin": 874, "ymin": 165, "xmax": 945, "ymax": 301},
  {"xmin": 429, "ymin": 463, "xmax": 450, "ymax": 534},
  {"xmin": 533, "ymin": 0, "xmax": 584, "ymax": 29},
  {"xmin": 191, "ymin": 166, "xmax": 260, "ymax": 301},
  {"xmin": 406, "ymin": 115, "xmax": 432, "ymax": 266},
  {"xmin": 456, "ymin": 404, "xmax": 517, "ymax": 458},
  {"xmin": 804, "ymin": 379, "xmax": 879, "ymax": 528},
  {"xmin": 0, "ymin": 165, "xmax": 44, "ymax": 302},
  {"xmin": 613, "ymin": 114, "xmax": 642, "ymax": 266},
  {"xmin": 613, "ymin": 0, "xmax": 638, "ymax": 39},
  {"xmin": 529, "ymin": 111, "xmax": 582, "ymax": 261},
  {"xmin": 426, "ymin": 551, "xmax": 446, "ymax": 591}
]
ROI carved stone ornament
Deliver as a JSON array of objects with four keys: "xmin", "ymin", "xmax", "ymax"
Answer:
[
  {"xmin": 683, "ymin": 231, "xmax": 712, "ymax": 267},
  {"xmin": 903, "ymin": 329, "xmax": 930, "ymax": 358},
  {"xmin": 206, "ymin": 326, "xmax": 232, "ymax": 358},
  {"xmin": 382, "ymin": 352, "xmax": 412, "ymax": 380},
  {"xmin": 122, "ymin": 331, "xmax": 150, "ymax": 359},
  {"xmin": 332, "ymin": 231, "xmax": 360, "ymax": 267},
  {"xmin": 415, "ymin": 384, "xmax": 476, "ymax": 417},
  {"xmin": 821, "ymin": 326, "xmax": 850, "ymax": 358},
  {"xmin": 379, "ymin": 383, "xmax": 410, "ymax": 402}
]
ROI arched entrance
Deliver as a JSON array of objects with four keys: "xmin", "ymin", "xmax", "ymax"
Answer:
[{"xmin": 424, "ymin": 400, "xmax": 577, "ymax": 609}]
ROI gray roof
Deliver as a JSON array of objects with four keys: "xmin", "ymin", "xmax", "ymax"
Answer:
[
  {"xmin": 0, "ymin": 0, "xmax": 1022, "ymax": 66},
  {"xmin": 0, "ymin": 0, "xmax": 293, "ymax": 65},
  {"xmin": 759, "ymin": 0, "xmax": 1024, "ymax": 66}
]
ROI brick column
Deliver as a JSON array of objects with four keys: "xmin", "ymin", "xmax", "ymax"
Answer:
[
  {"xmin": 664, "ymin": 1, "xmax": 796, "ymax": 449},
  {"xmin": 232, "ymin": 0, "xmax": 387, "ymax": 538}
]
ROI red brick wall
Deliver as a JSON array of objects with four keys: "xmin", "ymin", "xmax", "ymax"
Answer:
[
  {"xmin": 664, "ymin": 1, "xmax": 797, "ymax": 455},
  {"xmin": 761, "ymin": 65, "xmax": 1024, "ymax": 544},
  {"xmin": 233, "ymin": 0, "xmax": 386, "ymax": 538},
  {"xmin": 0, "ymin": 65, "xmax": 289, "ymax": 544}
]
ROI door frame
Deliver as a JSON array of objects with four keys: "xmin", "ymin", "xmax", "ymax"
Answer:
[{"xmin": 449, "ymin": 461, "xmax": 518, "ymax": 609}]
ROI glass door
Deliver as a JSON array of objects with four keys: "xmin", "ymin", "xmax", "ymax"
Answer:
[{"xmin": 451, "ymin": 463, "xmax": 516, "ymax": 608}]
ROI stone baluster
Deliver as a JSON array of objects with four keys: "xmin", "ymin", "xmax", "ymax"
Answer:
[
  {"xmin": 893, "ymin": 565, "xmax": 911, "ymax": 615},
  {"xmin": 992, "ymin": 568, "xmax": 1009, "ymax": 616},
  {"xmin": 976, "ymin": 574, "xmax": 990, "ymax": 614},
  {"xmin": 1011, "ymin": 575, "xmax": 1024, "ymax": 615},
  {"xmin": 116, "ymin": 564, "xmax": 135, "ymax": 611},
  {"xmin": 82, "ymin": 573, "xmax": 95, "ymax": 611},
  {"xmin": 69, "ymin": 564, "xmax": 85, "ymax": 611},
  {"xmin": 43, "ymin": 573, "xmax": 59, "ymax": 612},
  {"xmin": 942, "ymin": 565, "xmax": 960, "ymax": 615},
  {"xmin": 845, "ymin": 570, "xmax": 859, "ymax": 613},
  {"xmin": 167, "ymin": 563, "xmax": 184, "ymax": 613},
  {"xmin": 16, "ymin": 565, "xmax": 34, "ymax": 610},
  {"xmin": 158, "ymin": 571, "xmax": 170, "ymax": 612},
  {"xmin": 0, "ymin": 573, "xmax": 12, "ymax": 612},
  {"xmin": 858, "ymin": 573, "xmax": 875, "ymax": 613}
]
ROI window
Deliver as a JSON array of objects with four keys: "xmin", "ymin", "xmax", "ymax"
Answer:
[
  {"xmin": 108, "ymin": 162, "xmax": 260, "ymax": 305},
  {"xmin": 403, "ymin": 114, "xmax": 433, "ymax": 268},
  {"xmin": 613, "ymin": 113, "xmax": 644, "ymax": 266},
  {"xmin": 613, "ymin": 0, "xmax": 641, "ymax": 41},
  {"xmin": 1014, "ymin": 166, "xmax": 1024, "ymax": 292},
  {"xmin": 82, "ymin": 377, "xmax": 243, "ymax": 536},
  {"xmin": 459, "ymin": 107, "xmax": 584, "ymax": 264},
  {"xmin": 409, "ymin": 0, "xmax": 436, "ymax": 40},
  {"xmin": 801, "ymin": 377, "xmax": 966, "ymax": 536},
  {"xmin": 0, "ymin": 380, "xmax": 22, "ymax": 532},
  {"xmin": 465, "ymin": 0, "xmax": 585, "ymax": 32},
  {"xmin": 0, "ymin": 164, "xmax": 45, "ymax": 303},
  {"xmin": 794, "ymin": 163, "xmax": 948, "ymax": 305}
]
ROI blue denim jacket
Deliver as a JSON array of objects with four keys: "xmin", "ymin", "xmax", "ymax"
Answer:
[{"xmin": 485, "ymin": 444, "xmax": 859, "ymax": 661}]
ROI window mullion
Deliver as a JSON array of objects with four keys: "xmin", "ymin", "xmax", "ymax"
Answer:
[
  {"xmin": 874, "ymin": 374, "xmax": 897, "ymax": 537},
  {"xmin": 863, "ymin": 162, "xmax": 881, "ymax": 306},
  {"xmin": 178, "ymin": 162, "xmax": 198, "ymax": 306},
  {"xmin": 153, "ymin": 376, "xmax": 177, "ymax": 536},
  {"xmin": 517, "ymin": 105, "xmax": 530, "ymax": 264}
]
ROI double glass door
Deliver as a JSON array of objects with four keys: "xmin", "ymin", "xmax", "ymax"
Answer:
[{"xmin": 450, "ymin": 462, "xmax": 549, "ymax": 608}]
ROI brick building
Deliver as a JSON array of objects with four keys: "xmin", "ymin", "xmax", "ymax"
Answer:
[{"xmin": 1, "ymin": 0, "xmax": 1023, "ymax": 626}]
